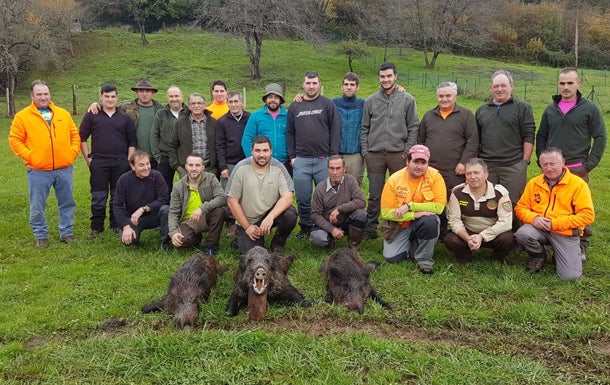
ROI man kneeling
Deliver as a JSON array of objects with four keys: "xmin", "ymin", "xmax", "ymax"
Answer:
[
  {"xmin": 113, "ymin": 150, "xmax": 169, "ymax": 248},
  {"xmin": 168, "ymin": 153, "xmax": 226, "ymax": 254},
  {"xmin": 310, "ymin": 155, "xmax": 366, "ymax": 249},
  {"xmin": 444, "ymin": 158, "xmax": 515, "ymax": 264}
]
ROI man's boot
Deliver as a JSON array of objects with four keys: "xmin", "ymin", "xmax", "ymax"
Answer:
[
  {"xmin": 348, "ymin": 225, "xmax": 364, "ymax": 249},
  {"xmin": 269, "ymin": 233, "xmax": 288, "ymax": 253}
]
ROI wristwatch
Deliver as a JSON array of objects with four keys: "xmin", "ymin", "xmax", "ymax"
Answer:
[{"xmin": 142, "ymin": 206, "xmax": 150, "ymax": 213}]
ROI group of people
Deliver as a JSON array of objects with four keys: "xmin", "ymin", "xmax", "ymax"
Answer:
[{"xmin": 8, "ymin": 65, "xmax": 606, "ymax": 280}]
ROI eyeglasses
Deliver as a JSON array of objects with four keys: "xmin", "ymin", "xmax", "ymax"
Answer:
[{"xmin": 189, "ymin": 101, "xmax": 205, "ymax": 105}]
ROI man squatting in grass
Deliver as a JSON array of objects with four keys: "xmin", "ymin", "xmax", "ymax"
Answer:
[
  {"xmin": 380, "ymin": 144, "xmax": 446, "ymax": 275},
  {"xmin": 113, "ymin": 150, "xmax": 170, "ymax": 248},
  {"xmin": 515, "ymin": 147, "xmax": 594, "ymax": 280}
]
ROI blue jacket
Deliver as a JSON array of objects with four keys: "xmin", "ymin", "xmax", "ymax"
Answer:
[
  {"xmin": 241, "ymin": 105, "xmax": 288, "ymax": 162},
  {"xmin": 333, "ymin": 95, "xmax": 364, "ymax": 155}
]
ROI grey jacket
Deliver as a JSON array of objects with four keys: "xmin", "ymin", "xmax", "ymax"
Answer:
[{"xmin": 361, "ymin": 86, "xmax": 419, "ymax": 156}]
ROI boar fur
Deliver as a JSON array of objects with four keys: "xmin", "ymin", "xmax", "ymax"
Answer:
[
  {"xmin": 142, "ymin": 253, "xmax": 226, "ymax": 328},
  {"xmin": 320, "ymin": 247, "xmax": 392, "ymax": 314}
]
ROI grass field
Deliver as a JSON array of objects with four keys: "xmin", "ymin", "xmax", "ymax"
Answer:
[{"xmin": 0, "ymin": 29, "xmax": 609, "ymax": 384}]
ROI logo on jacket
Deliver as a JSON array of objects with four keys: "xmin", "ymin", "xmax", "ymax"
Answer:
[
  {"xmin": 534, "ymin": 192, "xmax": 541, "ymax": 204},
  {"xmin": 486, "ymin": 200, "xmax": 497, "ymax": 210}
]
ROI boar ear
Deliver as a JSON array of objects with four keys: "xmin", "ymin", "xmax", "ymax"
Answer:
[{"xmin": 217, "ymin": 264, "xmax": 228, "ymax": 275}]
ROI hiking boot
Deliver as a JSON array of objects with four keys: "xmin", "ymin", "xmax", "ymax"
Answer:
[
  {"xmin": 59, "ymin": 235, "xmax": 75, "ymax": 244},
  {"xmin": 526, "ymin": 257, "xmax": 545, "ymax": 274},
  {"xmin": 87, "ymin": 229, "xmax": 101, "ymax": 240},
  {"xmin": 203, "ymin": 244, "xmax": 219, "ymax": 256},
  {"xmin": 364, "ymin": 230, "xmax": 379, "ymax": 240},
  {"xmin": 347, "ymin": 225, "xmax": 364, "ymax": 248},
  {"xmin": 418, "ymin": 264, "xmax": 434, "ymax": 275},
  {"xmin": 269, "ymin": 234, "xmax": 288, "ymax": 253},
  {"xmin": 226, "ymin": 222, "xmax": 237, "ymax": 237},
  {"xmin": 295, "ymin": 226, "xmax": 311, "ymax": 239},
  {"xmin": 35, "ymin": 239, "xmax": 48, "ymax": 248}
]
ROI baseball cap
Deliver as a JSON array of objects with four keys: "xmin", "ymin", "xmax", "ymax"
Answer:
[{"xmin": 409, "ymin": 144, "xmax": 430, "ymax": 161}]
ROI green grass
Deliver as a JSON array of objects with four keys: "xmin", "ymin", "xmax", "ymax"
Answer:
[{"xmin": 0, "ymin": 29, "xmax": 609, "ymax": 384}]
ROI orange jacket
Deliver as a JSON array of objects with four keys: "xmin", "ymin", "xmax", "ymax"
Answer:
[
  {"xmin": 380, "ymin": 165, "xmax": 446, "ymax": 227},
  {"xmin": 515, "ymin": 168, "xmax": 594, "ymax": 237},
  {"xmin": 9, "ymin": 101, "xmax": 80, "ymax": 170}
]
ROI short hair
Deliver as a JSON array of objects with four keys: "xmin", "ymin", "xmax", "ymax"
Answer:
[
  {"xmin": 491, "ymin": 69, "xmax": 513, "ymax": 84},
  {"xmin": 188, "ymin": 93, "xmax": 206, "ymax": 103},
  {"xmin": 100, "ymin": 83, "xmax": 117, "ymax": 94},
  {"xmin": 166, "ymin": 85, "xmax": 182, "ymax": 96},
  {"xmin": 129, "ymin": 149, "xmax": 150, "ymax": 164},
  {"xmin": 559, "ymin": 67, "xmax": 579, "ymax": 77},
  {"xmin": 305, "ymin": 71, "xmax": 320, "ymax": 80},
  {"xmin": 226, "ymin": 91, "xmax": 242, "ymax": 101},
  {"xmin": 465, "ymin": 158, "xmax": 488, "ymax": 173},
  {"xmin": 185, "ymin": 153, "xmax": 204, "ymax": 163},
  {"xmin": 437, "ymin": 81, "xmax": 458, "ymax": 94},
  {"xmin": 539, "ymin": 147, "xmax": 564, "ymax": 161},
  {"xmin": 378, "ymin": 62, "xmax": 397, "ymax": 74},
  {"xmin": 30, "ymin": 80, "xmax": 49, "ymax": 91},
  {"xmin": 327, "ymin": 155, "xmax": 345, "ymax": 167},
  {"xmin": 211, "ymin": 80, "xmax": 227, "ymax": 92},
  {"xmin": 252, "ymin": 135, "xmax": 272, "ymax": 150},
  {"xmin": 342, "ymin": 72, "xmax": 359, "ymax": 85}
]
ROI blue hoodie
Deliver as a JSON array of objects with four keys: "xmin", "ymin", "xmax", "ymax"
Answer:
[{"xmin": 241, "ymin": 105, "xmax": 288, "ymax": 162}]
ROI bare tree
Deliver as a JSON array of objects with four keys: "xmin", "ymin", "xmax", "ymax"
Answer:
[
  {"xmin": 1, "ymin": 0, "xmax": 78, "ymax": 116},
  {"xmin": 197, "ymin": 0, "xmax": 324, "ymax": 79},
  {"xmin": 408, "ymin": 0, "xmax": 498, "ymax": 68}
]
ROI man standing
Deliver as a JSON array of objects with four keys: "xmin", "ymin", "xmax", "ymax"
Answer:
[
  {"xmin": 361, "ymin": 62, "xmax": 419, "ymax": 239},
  {"xmin": 515, "ymin": 148, "xmax": 594, "ymax": 280},
  {"xmin": 9, "ymin": 80, "xmax": 80, "ymax": 247},
  {"xmin": 169, "ymin": 93, "xmax": 218, "ymax": 178},
  {"xmin": 168, "ymin": 153, "xmax": 226, "ymax": 254},
  {"xmin": 241, "ymin": 83, "xmax": 291, "ymax": 174},
  {"xmin": 536, "ymin": 67, "xmax": 606, "ymax": 258},
  {"xmin": 333, "ymin": 72, "xmax": 365, "ymax": 185},
  {"xmin": 418, "ymin": 81, "xmax": 478, "ymax": 192},
  {"xmin": 151, "ymin": 85, "xmax": 189, "ymax": 192},
  {"xmin": 380, "ymin": 145, "xmax": 446, "ymax": 274},
  {"xmin": 476, "ymin": 70, "xmax": 535, "ymax": 206},
  {"xmin": 226, "ymin": 135, "xmax": 297, "ymax": 254},
  {"xmin": 113, "ymin": 150, "xmax": 169, "ymax": 248},
  {"xmin": 206, "ymin": 80, "xmax": 229, "ymax": 120},
  {"xmin": 216, "ymin": 91, "xmax": 250, "ymax": 187},
  {"xmin": 120, "ymin": 78, "xmax": 164, "ymax": 169},
  {"xmin": 444, "ymin": 158, "xmax": 515, "ymax": 264},
  {"xmin": 310, "ymin": 156, "xmax": 366, "ymax": 249},
  {"xmin": 287, "ymin": 71, "xmax": 341, "ymax": 239},
  {"xmin": 80, "ymin": 84, "xmax": 137, "ymax": 239}
]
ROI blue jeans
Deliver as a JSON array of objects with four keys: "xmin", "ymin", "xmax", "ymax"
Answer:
[
  {"xmin": 293, "ymin": 157, "xmax": 328, "ymax": 228},
  {"xmin": 27, "ymin": 166, "xmax": 76, "ymax": 240}
]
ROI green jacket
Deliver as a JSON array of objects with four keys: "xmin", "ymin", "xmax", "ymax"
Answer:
[
  {"xmin": 150, "ymin": 103, "xmax": 189, "ymax": 162},
  {"xmin": 536, "ymin": 91, "xmax": 607, "ymax": 171},
  {"xmin": 168, "ymin": 172, "xmax": 226, "ymax": 237}
]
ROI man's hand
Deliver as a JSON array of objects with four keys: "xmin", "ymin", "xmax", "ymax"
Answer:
[
  {"xmin": 331, "ymin": 227, "xmax": 344, "ymax": 239},
  {"xmin": 467, "ymin": 234, "xmax": 483, "ymax": 251},
  {"xmin": 414, "ymin": 211, "xmax": 435, "ymax": 219},
  {"xmin": 533, "ymin": 216, "xmax": 552, "ymax": 231},
  {"xmin": 220, "ymin": 169, "xmax": 230, "ymax": 180},
  {"xmin": 130, "ymin": 207, "xmax": 145, "ymax": 226},
  {"xmin": 171, "ymin": 232, "xmax": 184, "ymax": 247},
  {"xmin": 87, "ymin": 102, "xmax": 101, "ymax": 115},
  {"xmin": 393, "ymin": 203, "xmax": 410, "ymax": 218},
  {"xmin": 329, "ymin": 209, "xmax": 340, "ymax": 224},
  {"xmin": 455, "ymin": 163, "xmax": 465, "ymax": 175},
  {"xmin": 293, "ymin": 93, "xmax": 304, "ymax": 103},
  {"xmin": 122, "ymin": 225, "xmax": 136, "ymax": 245},
  {"xmin": 245, "ymin": 224, "xmax": 262, "ymax": 240},
  {"xmin": 259, "ymin": 216, "xmax": 274, "ymax": 235},
  {"xmin": 190, "ymin": 207, "xmax": 203, "ymax": 223}
]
